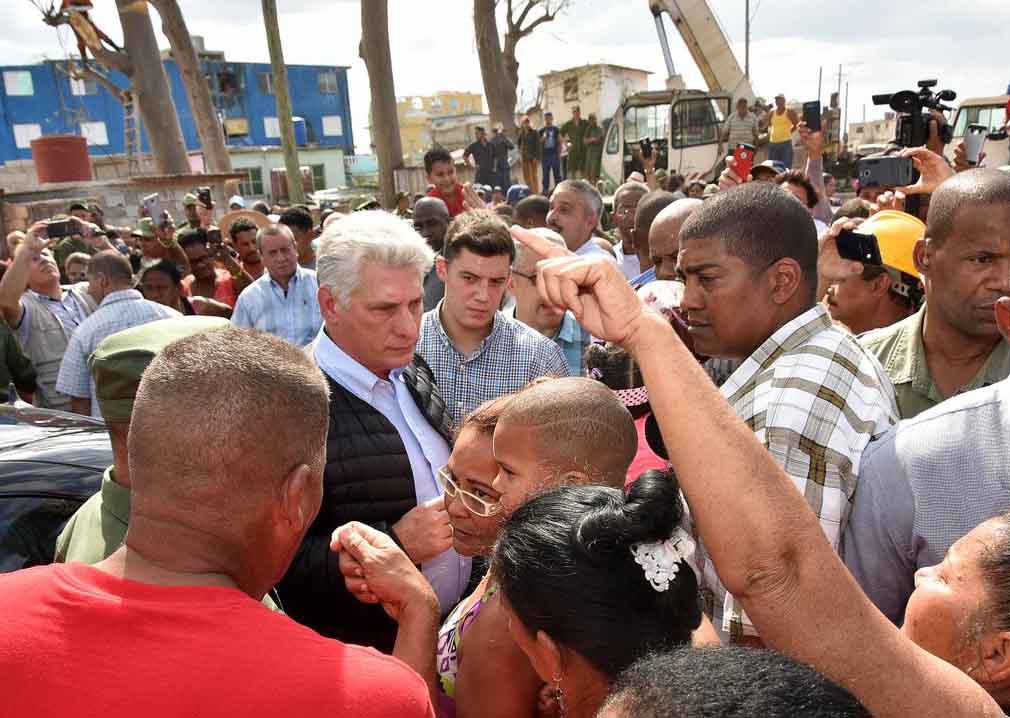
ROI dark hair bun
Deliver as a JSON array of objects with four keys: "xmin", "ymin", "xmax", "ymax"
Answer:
[{"xmin": 574, "ymin": 471, "xmax": 683, "ymax": 560}]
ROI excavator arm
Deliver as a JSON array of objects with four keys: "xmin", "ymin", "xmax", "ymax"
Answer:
[{"xmin": 649, "ymin": 0, "xmax": 756, "ymax": 103}]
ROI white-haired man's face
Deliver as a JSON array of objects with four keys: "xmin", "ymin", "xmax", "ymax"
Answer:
[{"xmin": 319, "ymin": 263, "xmax": 424, "ymax": 379}]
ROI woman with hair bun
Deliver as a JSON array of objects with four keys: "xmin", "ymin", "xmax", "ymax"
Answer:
[{"xmin": 492, "ymin": 472, "xmax": 702, "ymax": 718}]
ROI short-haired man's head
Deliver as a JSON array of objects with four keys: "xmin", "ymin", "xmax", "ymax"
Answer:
[
  {"xmin": 255, "ymin": 223, "xmax": 294, "ymax": 254},
  {"xmin": 554, "ymin": 179, "xmax": 603, "ymax": 221},
  {"xmin": 229, "ymin": 217, "xmax": 259, "ymax": 240},
  {"xmin": 633, "ymin": 191, "xmax": 678, "ymax": 246},
  {"xmin": 515, "ymin": 194, "xmax": 550, "ymax": 228},
  {"xmin": 500, "ymin": 376, "xmax": 636, "ymax": 487},
  {"xmin": 513, "ymin": 227, "xmax": 565, "ymax": 275},
  {"xmin": 424, "ymin": 147, "xmax": 454, "ymax": 175},
  {"xmin": 87, "ymin": 250, "xmax": 134, "ymax": 288},
  {"xmin": 177, "ymin": 227, "xmax": 208, "ymax": 251},
  {"xmin": 65, "ymin": 251, "xmax": 91, "ymax": 271},
  {"xmin": 601, "ymin": 646, "xmax": 870, "ymax": 718},
  {"xmin": 680, "ymin": 183, "xmax": 818, "ymax": 301},
  {"xmin": 317, "ymin": 210, "xmax": 434, "ymax": 308},
  {"xmin": 927, "ymin": 169, "xmax": 1010, "ymax": 246},
  {"xmin": 775, "ymin": 170, "xmax": 819, "ymax": 209},
  {"xmin": 129, "ymin": 327, "xmax": 330, "ymax": 512},
  {"xmin": 279, "ymin": 207, "xmax": 314, "ymax": 235},
  {"xmin": 443, "ymin": 209, "xmax": 516, "ymax": 264}
]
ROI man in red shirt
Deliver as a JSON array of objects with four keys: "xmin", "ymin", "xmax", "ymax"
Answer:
[{"xmin": 0, "ymin": 327, "xmax": 437, "ymax": 717}]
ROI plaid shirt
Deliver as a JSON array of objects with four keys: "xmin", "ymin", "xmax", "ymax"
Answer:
[
  {"xmin": 55, "ymin": 289, "xmax": 180, "ymax": 418},
  {"xmin": 692, "ymin": 304, "xmax": 898, "ymax": 642},
  {"xmin": 231, "ymin": 266, "xmax": 322, "ymax": 347},
  {"xmin": 417, "ymin": 305, "xmax": 571, "ymax": 425}
]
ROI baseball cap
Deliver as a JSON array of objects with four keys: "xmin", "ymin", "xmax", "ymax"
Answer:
[
  {"xmin": 131, "ymin": 217, "xmax": 156, "ymax": 239},
  {"xmin": 89, "ymin": 317, "xmax": 229, "ymax": 422},
  {"xmin": 751, "ymin": 159, "xmax": 787, "ymax": 178},
  {"xmin": 228, "ymin": 195, "xmax": 246, "ymax": 209},
  {"xmin": 506, "ymin": 184, "xmax": 531, "ymax": 206},
  {"xmin": 182, "ymin": 193, "xmax": 198, "ymax": 207}
]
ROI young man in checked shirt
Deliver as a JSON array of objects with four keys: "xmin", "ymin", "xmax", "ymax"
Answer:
[
  {"xmin": 674, "ymin": 182, "xmax": 899, "ymax": 645},
  {"xmin": 417, "ymin": 210, "xmax": 570, "ymax": 425}
]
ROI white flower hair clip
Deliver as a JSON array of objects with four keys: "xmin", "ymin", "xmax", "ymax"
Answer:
[{"xmin": 631, "ymin": 528, "xmax": 696, "ymax": 592}]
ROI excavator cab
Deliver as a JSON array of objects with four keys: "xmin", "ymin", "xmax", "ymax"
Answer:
[{"xmin": 601, "ymin": 91, "xmax": 731, "ymax": 193}]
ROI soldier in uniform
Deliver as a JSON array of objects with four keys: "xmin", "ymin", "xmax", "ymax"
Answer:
[{"xmin": 561, "ymin": 105, "xmax": 588, "ymax": 181}]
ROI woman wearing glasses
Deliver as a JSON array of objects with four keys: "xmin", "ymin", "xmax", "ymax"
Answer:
[{"xmin": 429, "ymin": 376, "xmax": 638, "ymax": 717}]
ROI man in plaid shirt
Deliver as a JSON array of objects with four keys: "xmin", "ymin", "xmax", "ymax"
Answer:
[
  {"xmin": 675, "ymin": 183, "xmax": 898, "ymax": 643},
  {"xmin": 417, "ymin": 210, "xmax": 569, "ymax": 425}
]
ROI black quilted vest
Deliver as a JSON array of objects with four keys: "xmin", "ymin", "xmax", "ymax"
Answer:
[{"xmin": 278, "ymin": 354, "xmax": 454, "ymax": 651}]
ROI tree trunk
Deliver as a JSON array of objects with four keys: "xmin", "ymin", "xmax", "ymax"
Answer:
[
  {"xmin": 262, "ymin": 0, "xmax": 305, "ymax": 204},
  {"xmin": 150, "ymin": 0, "xmax": 233, "ymax": 173},
  {"xmin": 474, "ymin": 0, "xmax": 517, "ymax": 138},
  {"xmin": 360, "ymin": 0, "xmax": 403, "ymax": 209},
  {"xmin": 115, "ymin": 0, "xmax": 190, "ymax": 174}
]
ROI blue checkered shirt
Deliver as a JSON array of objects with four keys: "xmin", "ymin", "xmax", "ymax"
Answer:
[
  {"xmin": 55, "ymin": 289, "xmax": 180, "ymax": 418},
  {"xmin": 511, "ymin": 307, "xmax": 589, "ymax": 377},
  {"xmin": 418, "ymin": 305, "xmax": 571, "ymax": 425},
  {"xmin": 231, "ymin": 266, "xmax": 322, "ymax": 347}
]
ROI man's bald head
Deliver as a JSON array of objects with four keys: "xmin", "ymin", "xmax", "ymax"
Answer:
[
  {"xmin": 500, "ymin": 377, "xmax": 636, "ymax": 488},
  {"xmin": 649, "ymin": 198, "xmax": 703, "ymax": 281},
  {"xmin": 128, "ymin": 327, "xmax": 330, "ymax": 586},
  {"xmin": 927, "ymin": 169, "xmax": 1010, "ymax": 247},
  {"xmin": 412, "ymin": 197, "xmax": 450, "ymax": 252},
  {"xmin": 413, "ymin": 196, "xmax": 450, "ymax": 222}
]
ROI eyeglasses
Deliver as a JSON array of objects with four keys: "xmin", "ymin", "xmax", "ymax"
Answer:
[
  {"xmin": 511, "ymin": 269, "xmax": 536, "ymax": 282},
  {"xmin": 437, "ymin": 466, "xmax": 502, "ymax": 517}
]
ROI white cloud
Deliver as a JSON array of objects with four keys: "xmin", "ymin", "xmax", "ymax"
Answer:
[{"xmin": 4, "ymin": 0, "xmax": 1009, "ymax": 154}]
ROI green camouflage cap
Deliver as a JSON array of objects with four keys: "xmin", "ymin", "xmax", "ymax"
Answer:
[
  {"xmin": 89, "ymin": 317, "xmax": 229, "ymax": 423},
  {"xmin": 182, "ymin": 193, "xmax": 198, "ymax": 206},
  {"xmin": 132, "ymin": 217, "xmax": 156, "ymax": 239}
]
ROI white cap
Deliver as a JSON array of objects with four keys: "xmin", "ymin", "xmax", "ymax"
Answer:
[{"xmin": 228, "ymin": 195, "xmax": 246, "ymax": 208}]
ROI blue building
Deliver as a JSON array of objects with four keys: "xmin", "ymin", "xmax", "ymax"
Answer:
[{"xmin": 0, "ymin": 51, "xmax": 354, "ymax": 171}]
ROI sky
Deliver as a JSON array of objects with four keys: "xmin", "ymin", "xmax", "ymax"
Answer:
[{"xmin": 5, "ymin": 0, "xmax": 1010, "ymax": 154}]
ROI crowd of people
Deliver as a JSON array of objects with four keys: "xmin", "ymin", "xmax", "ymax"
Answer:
[{"xmin": 0, "ymin": 93, "xmax": 1009, "ymax": 718}]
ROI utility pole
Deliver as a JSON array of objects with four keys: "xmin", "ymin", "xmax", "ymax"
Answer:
[
  {"xmin": 744, "ymin": 0, "xmax": 750, "ymax": 79},
  {"xmin": 262, "ymin": 0, "xmax": 305, "ymax": 204},
  {"xmin": 843, "ymin": 81, "xmax": 849, "ymax": 150},
  {"xmin": 817, "ymin": 66, "xmax": 822, "ymax": 102},
  {"xmin": 837, "ymin": 64, "xmax": 842, "ymax": 102}
]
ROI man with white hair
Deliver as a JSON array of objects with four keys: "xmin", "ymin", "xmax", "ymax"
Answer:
[
  {"xmin": 510, "ymin": 227, "xmax": 590, "ymax": 375},
  {"xmin": 546, "ymin": 179, "xmax": 616, "ymax": 262},
  {"xmin": 278, "ymin": 210, "xmax": 469, "ymax": 652},
  {"xmin": 230, "ymin": 224, "xmax": 322, "ymax": 347}
]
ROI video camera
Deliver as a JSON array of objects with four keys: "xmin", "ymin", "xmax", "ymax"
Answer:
[{"xmin": 872, "ymin": 79, "xmax": 956, "ymax": 148}]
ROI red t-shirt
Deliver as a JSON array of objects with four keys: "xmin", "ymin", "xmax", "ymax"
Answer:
[
  {"xmin": 181, "ymin": 267, "xmax": 238, "ymax": 307},
  {"xmin": 427, "ymin": 184, "xmax": 466, "ymax": 218},
  {"xmin": 0, "ymin": 563, "xmax": 435, "ymax": 717}
]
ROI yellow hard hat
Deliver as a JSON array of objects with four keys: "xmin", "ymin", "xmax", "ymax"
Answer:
[{"xmin": 855, "ymin": 209, "xmax": 924, "ymax": 278}]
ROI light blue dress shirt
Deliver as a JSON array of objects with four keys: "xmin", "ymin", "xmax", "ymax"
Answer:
[
  {"xmin": 231, "ymin": 266, "xmax": 322, "ymax": 347},
  {"xmin": 313, "ymin": 327, "xmax": 471, "ymax": 613}
]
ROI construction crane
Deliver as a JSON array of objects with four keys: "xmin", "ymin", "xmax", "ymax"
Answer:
[{"xmin": 648, "ymin": 0, "xmax": 756, "ymax": 104}]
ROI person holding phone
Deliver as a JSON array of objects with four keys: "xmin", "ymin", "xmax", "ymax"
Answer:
[{"xmin": 0, "ymin": 221, "xmax": 96, "ymax": 410}]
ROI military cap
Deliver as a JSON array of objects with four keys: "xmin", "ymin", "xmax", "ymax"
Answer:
[
  {"xmin": 89, "ymin": 317, "xmax": 229, "ymax": 422},
  {"xmin": 182, "ymin": 193, "xmax": 198, "ymax": 207},
  {"xmin": 131, "ymin": 217, "xmax": 156, "ymax": 239}
]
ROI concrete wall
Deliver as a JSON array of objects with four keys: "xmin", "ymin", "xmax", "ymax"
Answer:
[
  {"xmin": 229, "ymin": 146, "xmax": 347, "ymax": 199},
  {"xmin": 539, "ymin": 65, "xmax": 651, "ymax": 127}
]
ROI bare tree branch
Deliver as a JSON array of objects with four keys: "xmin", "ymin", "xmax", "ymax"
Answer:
[
  {"xmin": 512, "ymin": 0, "xmax": 536, "ymax": 33},
  {"xmin": 89, "ymin": 44, "xmax": 134, "ymax": 75}
]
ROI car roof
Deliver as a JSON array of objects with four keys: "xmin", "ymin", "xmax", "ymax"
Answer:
[{"xmin": 0, "ymin": 404, "xmax": 110, "ymax": 496}]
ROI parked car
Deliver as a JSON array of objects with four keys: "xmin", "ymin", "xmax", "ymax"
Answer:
[{"xmin": 0, "ymin": 403, "xmax": 109, "ymax": 572}]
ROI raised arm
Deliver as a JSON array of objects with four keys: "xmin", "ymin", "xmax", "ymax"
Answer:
[
  {"xmin": 519, "ymin": 242, "xmax": 1002, "ymax": 718},
  {"xmin": 0, "ymin": 222, "xmax": 47, "ymax": 328}
]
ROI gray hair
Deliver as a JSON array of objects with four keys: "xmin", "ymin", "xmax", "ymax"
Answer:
[
  {"xmin": 255, "ymin": 223, "xmax": 295, "ymax": 254},
  {"xmin": 555, "ymin": 179, "xmax": 603, "ymax": 221},
  {"xmin": 513, "ymin": 227, "xmax": 565, "ymax": 273},
  {"xmin": 65, "ymin": 251, "xmax": 91, "ymax": 269},
  {"xmin": 317, "ymin": 210, "xmax": 435, "ymax": 307}
]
